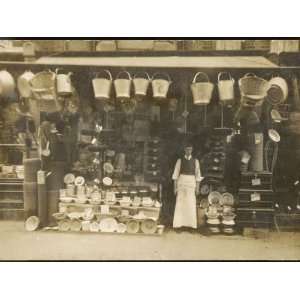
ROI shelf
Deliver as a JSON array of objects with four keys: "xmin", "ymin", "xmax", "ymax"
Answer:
[
  {"xmin": 59, "ymin": 201, "xmax": 161, "ymax": 212},
  {"xmin": 0, "ymin": 183, "xmax": 23, "ymax": 186},
  {"xmin": 42, "ymin": 228, "xmax": 164, "ymax": 237},
  {"xmin": 0, "ymin": 190, "xmax": 23, "ymax": 193}
]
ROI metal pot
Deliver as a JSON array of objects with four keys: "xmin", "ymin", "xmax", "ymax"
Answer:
[
  {"xmin": 0, "ymin": 70, "xmax": 15, "ymax": 97},
  {"xmin": 17, "ymin": 70, "xmax": 35, "ymax": 98},
  {"xmin": 56, "ymin": 68, "xmax": 73, "ymax": 96}
]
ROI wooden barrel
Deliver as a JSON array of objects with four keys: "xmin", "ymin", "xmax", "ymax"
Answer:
[
  {"xmin": 248, "ymin": 133, "xmax": 264, "ymax": 172},
  {"xmin": 47, "ymin": 190, "xmax": 60, "ymax": 226},
  {"xmin": 23, "ymin": 182, "xmax": 38, "ymax": 219},
  {"xmin": 23, "ymin": 158, "xmax": 41, "ymax": 182},
  {"xmin": 46, "ymin": 161, "xmax": 66, "ymax": 191}
]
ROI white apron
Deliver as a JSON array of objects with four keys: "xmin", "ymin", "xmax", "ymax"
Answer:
[{"xmin": 173, "ymin": 174, "xmax": 197, "ymax": 229}]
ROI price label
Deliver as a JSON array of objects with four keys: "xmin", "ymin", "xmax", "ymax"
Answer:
[
  {"xmin": 226, "ymin": 135, "xmax": 232, "ymax": 143},
  {"xmin": 37, "ymin": 170, "xmax": 45, "ymax": 185},
  {"xmin": 252, "ymin": 178, "xmax": 261, "ymax": 186},
  {"xmin": 251, "ymin": 193, "xmax": 261, "ymax": 202},
  {"xmin": 254, "ymin": 133, "xmax": 262, "ymax": 145}
]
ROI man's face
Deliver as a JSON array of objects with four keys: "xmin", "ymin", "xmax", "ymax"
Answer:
[{"xmin": 184, "ymin": 146, "xmax": 193, "ymax": 157}]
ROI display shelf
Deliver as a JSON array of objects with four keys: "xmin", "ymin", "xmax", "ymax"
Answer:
[
  {"xmin": 59, "ymin": 201, "xmax": 161, "ymax": 212},
  {"xmin": 0, "ymin": 182, "xmax": 23, "ymax": 186},
  {"xmin": 42, "ymin": 228, "xmax": 164, "ymax": 237},
  {"xmin": 0, "ymin": 190, "xmax": 23, "ymax": 193}
]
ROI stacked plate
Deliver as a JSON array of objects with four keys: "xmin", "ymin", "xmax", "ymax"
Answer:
[
  {"xmin": 25, "ymin": 216, "xmax": 40, "ymax": 231},
  {"xmin": 90, "ymin": 191, "xmax": 101, "ymax": 204},
  {"xmin": 126, "ymin": 220, "xmax": 140, "ymax": 234},
  {"xmin": 142, "ymin": 197, "xmax": 154, "ymax": 207},
  {"xmin": 99, "ymin": 217, "xmax": 118, "ymax": 233},
  {"xmin": 119, "ymin": 196, "xmax": 132, "ymax": 207},
  {"xmin": 141, "ymin": 219, "xmax": 157, "ymax": 234}
]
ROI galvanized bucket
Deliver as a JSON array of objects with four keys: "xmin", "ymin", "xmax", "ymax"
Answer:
[
  {"xmin": 218, "ymin": 72, "xmax": 235, "ymax": 102},
  {"xmin": 92, "ymin": 69, "xmax": 112, "ymax": 100},
  {"xmin": 152, "ymin": 72, "xmax": 171, "ymax": 99},
  {"xmin": 133, "ymin": 72, "xmax": 150, "ymax": 96},
  {"xmin": 56, "ymin": 68, "xmax": 73, "ymax": 96},
  {"xmin": 114, "ymin": 71, "xmax": 132, "ymax": 99},
  {"xmin": 191, "ymin": 72, "xmax": 214, "ymax": 105}
]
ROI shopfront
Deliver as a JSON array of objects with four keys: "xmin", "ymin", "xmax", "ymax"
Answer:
[{"xmin": 0, "ymin": 53, "xmax": 298, "ymax": 235}]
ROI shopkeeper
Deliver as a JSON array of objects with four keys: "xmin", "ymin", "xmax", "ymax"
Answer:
[{"xmin": 172, "ymin": 141, "xmax": 203, "ymax": 229}]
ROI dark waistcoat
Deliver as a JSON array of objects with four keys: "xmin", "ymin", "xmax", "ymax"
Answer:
[{"xmin": 180, "ymin": 157, "xmax": 195, "ymax": 175}]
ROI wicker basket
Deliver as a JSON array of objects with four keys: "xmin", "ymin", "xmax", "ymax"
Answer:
[
  {"xmin": 239, "ymin": 73, "xmax": 270, "ymax": 100},
  {"xmin": 29, "ymin": 71, "xmax": 59, "ymax": 112}
]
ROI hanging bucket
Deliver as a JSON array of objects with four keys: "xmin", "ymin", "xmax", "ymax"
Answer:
[
  {"xmin": 17, "ymin": 70, "xmax": 35, "ymax": 98},
  {"xmin": 152, "ymin": 73, "xmax": 171, "ymax": 99},
  {"xmin": 0, "ymin": 70, "xmax": 16, "ymax": 97},
  {"xmin": 218, "ymin": 72, "xmax": 235, "ymax": 102},
  {"xmin": 114, "ymin": 71, "xmax": 132, "ymax": 99},
  {"xmin": 267, "ymin": 76, "xmax": 288, "ymax": 105},
  {"xmin": 239, "ymin": 73, "xmax": 270, "ymax": 100},
  {"xmin": 92, "ymin": 69, "xmax": 112, "ymax": 100},
  {"xmin": 55, "ymin": 68, "xmax": 73, "ymax": 96},
  {"xmin": 191, "ymin": 72, "xmax": 214, "ymax": 105},
  {"xmin": 133, "ymin": 72, "xmax": 151, "ymax": 96}
]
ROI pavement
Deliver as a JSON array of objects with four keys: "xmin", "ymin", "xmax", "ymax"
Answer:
[{"xmin": 0, "ymin": 221, "xmax": 299, "ymax": 260}]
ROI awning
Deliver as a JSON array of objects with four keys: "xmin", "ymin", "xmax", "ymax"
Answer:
[{"xmin": 33, "ymin": 56, "xmax": 278, "ymax": 69}]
